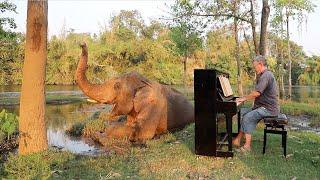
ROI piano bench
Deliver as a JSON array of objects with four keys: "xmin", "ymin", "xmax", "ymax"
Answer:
[{"xmin": 262, "ymin": 114, "xmax": 289, "ymax": 157}]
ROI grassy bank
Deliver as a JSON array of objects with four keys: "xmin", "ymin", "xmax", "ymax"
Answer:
[{"xmin": 1, "ymin": 124, "xmax": 319, "ymax": 179}]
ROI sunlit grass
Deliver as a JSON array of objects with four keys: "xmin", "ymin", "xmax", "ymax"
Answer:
[{"xmin": 1, "ymin": 124, "xmax": 319, "ymax": 179}]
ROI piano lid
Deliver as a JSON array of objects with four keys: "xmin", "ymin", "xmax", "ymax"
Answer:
[{"xmin": 218, "ymin": 75, "xmax": 233, "ymax": 97}]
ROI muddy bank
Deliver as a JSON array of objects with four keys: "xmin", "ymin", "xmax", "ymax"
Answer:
[
  {"xmin": 0, "ymin": 135, "xmax": 18, "ymax": 161},
  {"xmin": 287, "ymin": 115, "xmax": 320, "ymax": 135}
]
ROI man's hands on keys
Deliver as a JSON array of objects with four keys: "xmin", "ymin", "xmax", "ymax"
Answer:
[{"xmin": 236, "ymin": 97, "xmax": 246, "ymax": 106}]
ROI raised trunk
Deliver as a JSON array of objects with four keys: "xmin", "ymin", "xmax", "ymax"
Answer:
[
  {"xmin": 259, "ymin": 0, "xmax": 270, "ymax": 56},
  {"xmin": 76, "ymin": 44, "xmax": 107, "ymax": 103},
  {"xmin": 19, "ymin": 0, "xmax": 48, "ymax": 155}
]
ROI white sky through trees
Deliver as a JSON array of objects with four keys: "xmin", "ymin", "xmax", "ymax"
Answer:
[{"xmin": 5, "ymin": 0, "xmax": 320, "ymax": 56}]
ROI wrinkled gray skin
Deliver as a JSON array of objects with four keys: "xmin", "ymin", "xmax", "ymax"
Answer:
[{"xmin": 76, "ymin": 43, "xmax": 194, "ymax": 142}]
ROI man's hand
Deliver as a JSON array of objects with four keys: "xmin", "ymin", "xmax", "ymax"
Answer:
[{"xmin": 236, "ymin": 97, "xmax": 246, "ymax": 105}]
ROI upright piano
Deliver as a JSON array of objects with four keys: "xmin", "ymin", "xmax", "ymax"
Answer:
[{"xmin": 194, "ymin": 69, "xmax": 243, "ymax": 157}]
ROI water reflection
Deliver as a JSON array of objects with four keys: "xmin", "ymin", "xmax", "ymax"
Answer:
[{"xmin": 47, "ymin": 128, "xmax": 96, "ymax": 153}]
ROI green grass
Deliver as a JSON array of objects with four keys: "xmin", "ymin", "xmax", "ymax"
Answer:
[{"xmin": 1, "ymin": 124, "xmax": 319, "ymax": 179}]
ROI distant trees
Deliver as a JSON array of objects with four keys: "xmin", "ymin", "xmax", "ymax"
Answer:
[
  {"xmin": 272, "ymin": 0, "xmax": 315, "ymax": 98},
  {"xmin": 0, "ymin": 0, "xmax": 24, "ymax": 85},
  {"xmin": 0, "ymin": 3, "xmax": 319, "ymax": 88}
]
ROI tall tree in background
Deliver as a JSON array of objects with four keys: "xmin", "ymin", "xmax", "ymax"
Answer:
[
  {"xmin": 232, "ymin": 0, "xmax": 244, "ymax": 95},
  {"xmin": 169, "ymin": 22, "xmax": 202, "ymax": 86},
  {"xmin": 19, "ymin": 0, "xmax": 48, "ymax": 155},
  {"xmin": 169, "ymin": 0, "xmax": 272, "ymax": 94},
  {"xmin": 273, "ymin": 0, "xmax": 314, "ymax": 98},
  {"xmin": 259, "ymin": 0, "xmax": 270, "ymax": 56}
]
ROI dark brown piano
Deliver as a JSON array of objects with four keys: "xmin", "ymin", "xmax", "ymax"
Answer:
[{"xmin": 194, "ymin": 69, "xmax": 243, "ymax": 157}]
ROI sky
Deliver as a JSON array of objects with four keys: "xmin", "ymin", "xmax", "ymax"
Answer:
[{"xmin": 5, "ymin": 0, "xmax": 320, "ymax": 56}]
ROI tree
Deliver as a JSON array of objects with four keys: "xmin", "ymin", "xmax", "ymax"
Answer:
[
  {"xmin": 168, "ymin": 0, "xmax": 272, "ymax": 95},
  {"xmin": 19, "ymin": 0, "xmax": 48, "ymax": 155},
  {"xmin": 273, "ymin": 0, "xmax": 315, "ymax": 98},
  {"xmin": 259, "ymin": 0, "xmax": 270, "ymax": 56},
  {"xmin": 0, "ymin": 0, "xmax": 22, "ymax": 85},
  {"xmin": 169, "ymin": 23, "xmax": 202, "ymax": 86}
]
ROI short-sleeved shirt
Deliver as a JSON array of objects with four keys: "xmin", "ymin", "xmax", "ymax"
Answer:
[{"xmin": 253, "ymin": 69, "xmax": 279, "ymax": 116}]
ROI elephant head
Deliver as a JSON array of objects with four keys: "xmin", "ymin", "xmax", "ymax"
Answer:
[{"xmin": 76, "ymin": 42, "xmax": 151, "ymax": 116}]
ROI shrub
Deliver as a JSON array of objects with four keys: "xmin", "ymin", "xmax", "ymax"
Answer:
[{"xmin": 0, "ymin": 109, "xmax": 19, "ymax": 141}]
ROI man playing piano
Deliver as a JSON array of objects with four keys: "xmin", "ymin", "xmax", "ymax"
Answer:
[{"xmin": 233, "ymin": 55, "xmax": 279, "ymax": 152}]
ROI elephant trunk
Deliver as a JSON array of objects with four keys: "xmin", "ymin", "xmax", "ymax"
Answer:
[{"xmin": 76, "ymin": 43, "xmax": 106, "ymax": 103}]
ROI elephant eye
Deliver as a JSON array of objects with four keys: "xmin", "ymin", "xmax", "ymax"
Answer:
[{"xmin": 114, "ymin": 82, "xmax": 121, "ymax": 90}]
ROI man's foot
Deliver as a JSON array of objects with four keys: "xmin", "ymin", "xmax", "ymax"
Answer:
[
  {"xmin": 237, "ymin": 146, "xmax": 251, "ymax": 153},
  {"xmin": 232, "ymin": 139, "xmax": 241, "ymax": 147}
]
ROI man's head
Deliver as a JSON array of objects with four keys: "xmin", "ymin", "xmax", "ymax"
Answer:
[{"xmin": 252, "ymin": 55, "xmax": 267, "ymax": 74}]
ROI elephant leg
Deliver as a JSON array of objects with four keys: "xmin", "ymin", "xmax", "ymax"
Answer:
[
  {"xmin": 129, "ymin": 104, "xmax": 163, "ymax": 142},
  {"xmin": 105, "ymin": 122, "xmax": 135, "ymax": 139}
]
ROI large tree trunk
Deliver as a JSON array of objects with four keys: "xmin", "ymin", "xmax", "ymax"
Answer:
[
  {"xmin": 233, "ymin": 0, "xmax": 243, "ymax": 96},
  {"xmin": 259, "ymin": 0, "xmax": 270, "ymax": 56},
  {"xmin": 286, "ymin": 8, "xmax": 292, "ymax": 99},
  {"xmin": 19, "ymin": 0, "xmax": 48, "ymax": 155},
  {"xmin": 250, "ymin": 0, "xmax": 259, "ymax": 55}
]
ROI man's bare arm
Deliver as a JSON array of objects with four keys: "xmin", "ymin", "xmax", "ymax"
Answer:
[{"xmin": 236, "ymin": 91, "xmax": 260, "ymax": 104}]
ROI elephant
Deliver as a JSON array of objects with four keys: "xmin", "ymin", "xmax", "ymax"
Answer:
[{"xmin": 76, "ymin": 42, "xmax": 194, "ymax": 142}]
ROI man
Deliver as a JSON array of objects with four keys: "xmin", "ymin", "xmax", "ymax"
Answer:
[{"xmin": 233, "ymin": 55, "xmax": 279, "ymax": 152}]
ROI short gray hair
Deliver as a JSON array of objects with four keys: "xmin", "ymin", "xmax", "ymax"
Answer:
[{"xmin": 253, "ymin": 55, "xmax": 267, "ymax": 66}]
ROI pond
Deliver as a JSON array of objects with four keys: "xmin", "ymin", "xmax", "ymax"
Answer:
[{"xmin": 1, "ymin": 85, "xmax": 320, "ymax": 154}]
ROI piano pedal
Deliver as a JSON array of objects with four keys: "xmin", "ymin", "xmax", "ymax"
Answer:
[{"xmin": 218, "ymin": 134, "xmax": 229, "ymax": 149}]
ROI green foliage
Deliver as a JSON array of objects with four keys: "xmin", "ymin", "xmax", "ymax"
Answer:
[
  {"xmin": 298, "ymin": 55, "xmax": 320, "ymax": 85},
  {"xmin": 169, "ymin": 23, "xmax": 203, "ymax": 57},
  {"xmin": 0, "ymin": 109, "xmax": 18, "ymax": 140},
  {"xmin": 1, "ymin": 4, "xmax": 320, "ymax": 87}
]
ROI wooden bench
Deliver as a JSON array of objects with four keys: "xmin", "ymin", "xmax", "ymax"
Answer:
[{"xmin": 263, "ymin": 114, "xmax": 289, "ymax": 157}]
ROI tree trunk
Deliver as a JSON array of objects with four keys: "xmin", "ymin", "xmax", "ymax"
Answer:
[
  {"xmin": 19, "ymin": 0, "xmax": 48, "ymax": 155},
  {"xmin": 233, "ymin": 0, "xmax": 243, "ymax": 96},
  {"xmin": 183, "ymin": 56, "xmax": 188, "ymax": 94},
  {"xmin": 243, "ymin": 30, "xmax": 254, "ymax": 59},
  {"xmin": 278, "ymin": 9, "xmax": 285, "ymax": 99},
  {"xmin": 286, "ymin": 8, "xmax": 292, "ymax": 99},
  {"xmin": 250, "ymin": 0, "xmax": 259, "ymax": 55},
  {"xmin": 259, "ymin": 0, "xmax": 270, "ymax": 56}
]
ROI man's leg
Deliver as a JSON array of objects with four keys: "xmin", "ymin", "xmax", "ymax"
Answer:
[
  {"xmin": 244, "ymin": 133, "xmax": 252, "ymax": 149},
  {"xmin": 233, "ymin": 131, "xmax": 243, "ymax": 147},
  {"xmin": 238, "ymin": 107, "xmax": 272, "ymax": 150},
  {"xmin": 233, "ymin": 108, "xmax": 251, "ymax": 147}
]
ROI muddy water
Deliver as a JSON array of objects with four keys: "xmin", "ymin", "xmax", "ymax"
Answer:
[{"xmin": 0, "ymin": 85, "xmax": 320, "ymax": 154}]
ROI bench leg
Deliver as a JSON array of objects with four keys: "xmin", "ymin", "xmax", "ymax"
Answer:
[
  {"xmin": 282, "ymin": 131, "xmax": 287, "ymax": 157},
  {"xmin": 263, "ymin": 128, "xmax": 267, "ymax": 154}
]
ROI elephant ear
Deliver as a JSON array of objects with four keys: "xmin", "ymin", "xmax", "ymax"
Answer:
[{"xmin": 126, "ymin": 71, "xmax": 152, "ymax": 92}]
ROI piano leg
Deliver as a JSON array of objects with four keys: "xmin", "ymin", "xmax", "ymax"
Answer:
[
  {"xmin": 226, "ymin": 114, "xmax": 233, "ymax": 152},
  {"xmin": 238, "ymin": 110, "xmax": 241, "ymax": 133}
]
